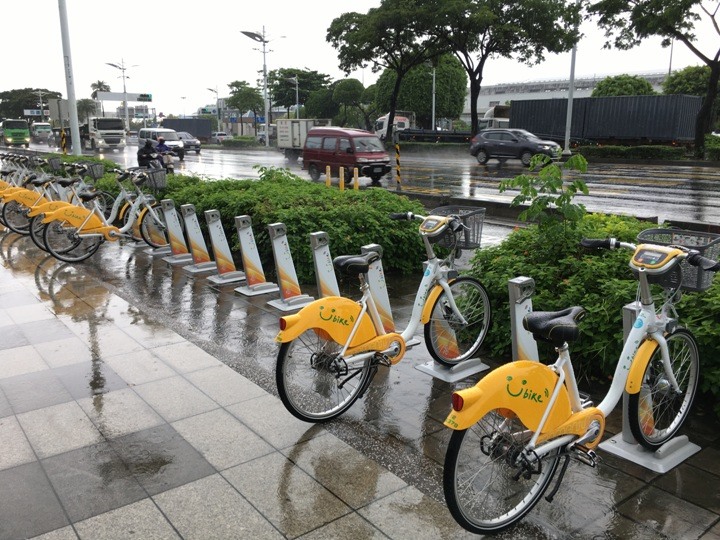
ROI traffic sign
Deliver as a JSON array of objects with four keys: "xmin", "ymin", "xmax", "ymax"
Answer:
[{"xmin": 137, "ymin": 93, "xmax": 152, "ymax": 102}]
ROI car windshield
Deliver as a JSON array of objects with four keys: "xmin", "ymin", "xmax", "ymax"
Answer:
[
  {"xmin": 159, "ymin": 132, "xmax": 179, "ymax": 141},
  {"xmin": 353, "ymin": 136, "xmax": 384, "ymax": 152},
  {"xmin": 96, "ymin": 119, "xmax": 124, "ymax": 130},
  {"xmin": 34, "ymin": 125, "xmax": 51, "ymax": 132}
]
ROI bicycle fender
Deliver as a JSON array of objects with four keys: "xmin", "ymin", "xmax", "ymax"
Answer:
[
  {"xmin": 420, "ymin": 283, "xmax": 446, "ymax": 324},
  {"xmin": 3, "ymin": 189, "xmax": 48, "ymax": 207},
  {"xmin": 275, "ymin": 296, "xmax": 377, "ymax": 346},
  {"xmin": 443, "ymin": 361, "xmax": 572, "ymax": 432},
  {"xmin": 41, "ymin": 205, "xmax": 105, "ymax": 230},
  {"xmin": 625, "ymin": 338, "xmax": 659, "ymax": 394},
  {"xmin": 27, "ymin": 200, "xmax": 73, "ymax": 218}
]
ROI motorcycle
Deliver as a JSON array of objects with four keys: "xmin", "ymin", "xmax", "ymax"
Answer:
[{"xmin": 137, "ymin": 149, "xmax": 175, "ymax": 174}]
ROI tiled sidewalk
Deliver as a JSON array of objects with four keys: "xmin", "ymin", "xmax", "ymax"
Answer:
[{"xmin": 1, "ymin": 228, "xmax": 720, "ymax": 539}]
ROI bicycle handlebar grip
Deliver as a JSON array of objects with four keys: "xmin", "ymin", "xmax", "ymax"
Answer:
[
  {"xmin": 580, "ymin": 238, "xmax": 619, "ymax": 249},
  {"xmin": 687, "ymin": 252, "xmax": 720, "ymax": 272},
  {"xmin": 389, "ymin": 212, "xmax": 413, "ymax": 221}
]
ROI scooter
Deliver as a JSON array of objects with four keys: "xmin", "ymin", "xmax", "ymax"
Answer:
[{"xmin": 158, "ymin": 151, "xmax": 175, "ymax": 174}]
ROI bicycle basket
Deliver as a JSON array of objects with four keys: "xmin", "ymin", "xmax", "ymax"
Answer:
[
  {"xmin": 429, "ymin": 206, "xmax": 485, "ymax": 250},
  {"xmin": 82, "ymin": 162, "xmax": 105, "ymax": 181},
  {"xmin": 637, "ymin": 228, "xmax": 720, "ymax": 292},
  {"xmin": 146, "ymin": 168, "xmax": 167, "ymax": 190}
]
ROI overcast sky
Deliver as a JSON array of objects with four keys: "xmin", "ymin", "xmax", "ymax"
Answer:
[{"xmin": 3, "ymin": 1, "xmax": 716, "ymax": 118}]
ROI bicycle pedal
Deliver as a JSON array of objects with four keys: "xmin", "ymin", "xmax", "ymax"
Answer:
[{"xmin": 573, "ymin": 446, "xmax": 599, "ymax": 468}]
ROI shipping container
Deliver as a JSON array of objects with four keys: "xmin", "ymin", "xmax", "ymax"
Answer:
[
  {"xmin": 161, "ymin": 118, "xmax": 213, "ymax": 140},
  {"xmin": 509, "ymin": 94, "xmax": 702, "ymax": 145}
]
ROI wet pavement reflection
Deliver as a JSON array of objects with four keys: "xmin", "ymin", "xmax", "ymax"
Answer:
[{"xmin": 1, "ymin": 220, "xmax": 720, "ymax": 538}]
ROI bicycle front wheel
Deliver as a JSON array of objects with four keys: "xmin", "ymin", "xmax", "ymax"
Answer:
[
  {"xmin": 43, "ymin": 220, "xmax": 103, "ymax": 263},
  {"xmin": 424, "ymin": 276, "xmax": 491, "ymax": 366},
  {"xmin": 139, "ymin": 205, "xmax": 169, "ymax": 249},
  {"xmin": 1, "ymin": 200, "xmax": 31, "ymax": 235},
  {"xmin": 628, "ymin": 329, "xmax": 699, "ymax": 451},
  {"xmin": 443, "ymin": 410, "xmax": 562, "ymax": 534},
  {"xmin": 276, "ymin": 328, "xmax": 371, "ymax": 422},
  {"xmin": 29, "ymin": 214, "xmax": 49, "ymax": 251}
]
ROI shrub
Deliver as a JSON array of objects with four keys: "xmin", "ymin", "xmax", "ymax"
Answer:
[
  {"xmin": 465, "ymin": 214, "xmax": 720, "ymax": 413},
  {"xmin": 221, "ymin": 137, "xmax": 260, "ymax": 148},
  {"xmin": 575, "ymin": 145, "xmax": 686, "ymax": 160}
]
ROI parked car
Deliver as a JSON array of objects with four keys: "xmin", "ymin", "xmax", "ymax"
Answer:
[
  {"xmin": 470, "ymin": 128, "xmax": 561, "ymax": 166},
  {"xmin": 177, "ymin": 131, "xmax": 201, "ymax": 154},
  {"xmin": 209, "ymin": 131, "xmax": 229, "ymax": 144}
]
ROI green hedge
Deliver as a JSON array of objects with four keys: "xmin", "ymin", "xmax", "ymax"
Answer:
[
  {"xmin": 221, "ymin": 137, "xmax": 260, "ymax": 148},
  {"xmin": 466, "ymin": 214, "xmax": 720, "ymax": 414}
]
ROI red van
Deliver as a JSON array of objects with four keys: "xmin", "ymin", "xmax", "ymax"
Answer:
[{"xmin": 302, "ymin": 127, "xmax": 391, "ymax": 184}]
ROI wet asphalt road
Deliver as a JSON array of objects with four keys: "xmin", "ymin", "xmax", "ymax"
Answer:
[{"xmin": 60, "ymin": 143, "xmax": 720, "ymax": 227}]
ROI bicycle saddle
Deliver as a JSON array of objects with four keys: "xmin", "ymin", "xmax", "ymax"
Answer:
[
  {"xmin": 77, "ymin": 189, "xmax": 100, "ymax": 202},
  {"xmin": 523, "ymin": 306, "xmax": 586, "ymax": 346},
  {"xmin": 57, "ymin": 177, "xmax": 81, "ymax": 188},
  {"xmin": 333, "ymin": 252, "xmax": 381, "ymax": 276}
]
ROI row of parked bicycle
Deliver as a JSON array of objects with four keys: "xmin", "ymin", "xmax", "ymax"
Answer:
[
  {"xmin": 2, "ymin": 150, "xmax": 720, "ymax": 534},
  {"xmin": 0, "ymin": 153, "xmax": 170, "ymax": 262}
]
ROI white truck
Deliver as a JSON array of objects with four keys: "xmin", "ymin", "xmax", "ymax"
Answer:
[
  {"xmin": 276, "ymin": 118, "xmax": 331, "ymax": 161},
  {"xmin": 374, "ymin": 112, "xmax": 414, "ymax": 140},
  {"xmin": 80, "ymin": 117, "xmax": 126, "ymax": 151}
]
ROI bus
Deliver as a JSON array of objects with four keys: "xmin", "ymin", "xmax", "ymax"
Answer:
[{"xmin": 0, "ymin": 119, "xmax": 30, "ymax": 147}]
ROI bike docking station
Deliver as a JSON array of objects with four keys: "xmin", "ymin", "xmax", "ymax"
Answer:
[
  {"xmin": 159, "ymin": 199, "xmax": 193, "ymax": 266},
  {"xmin": 204, "ymin": 210, "xmax": 246, "ymax": 286},
  {"xmin": 509, "ymin": 276, "xmax": 540, "ymax": 362},
  {"xmin": 265, "ymin": 223, "xmax": 315, "ymax": 312},
  {"xmin": 599, "ymin": 301, "xmax": 700, "ymax": 473},
  {"xmin": 179, "ymin": 204, "xmax": 217, "ymax": 276},
  {"xmin": 233, "ymin": 215, "xmax": 279, "ymax": 298},
  {"xmin": 310, "ymin": 232, "xmax": 340, "ymax": 297}
]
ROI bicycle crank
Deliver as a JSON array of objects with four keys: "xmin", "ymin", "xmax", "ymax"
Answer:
[{"xmin": 345, "ymin": 332, "xmax": 406, "ymax": 364}]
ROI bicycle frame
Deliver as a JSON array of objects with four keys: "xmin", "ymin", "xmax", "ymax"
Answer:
[
  {"xmin": 276, "ymin": 226, "xmax": 467, "ymax": 366},
  {"xmin": 444, "ymin": 260, "xmax": 680, "ymax": 457}
]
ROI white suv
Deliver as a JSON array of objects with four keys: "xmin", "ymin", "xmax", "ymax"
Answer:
[
  {"xmin": 137, "ymin": 127, "xmax": 185, "ymax": 160},
  {"xmin": 209, "ymin": 132, "xmax": 229, "ymax": 144}
]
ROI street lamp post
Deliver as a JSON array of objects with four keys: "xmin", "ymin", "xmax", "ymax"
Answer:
[
  {"xmin": 36, "ymin": 89, "xmax": 45, "ymax": 120},
  {"xmin": 207, "ymin": 87, "xmax": 220, "ymax": 131},
  {"xmin": 431, "ymin": 67, "xmax": 436, "ymax": 131},
  {"xmin": 106, "ymin": 59, "xmax": 134, "ymax": 131},
  {"xmin": 241, "ymin": 27, "xmax": 270, "ymax": 147}
]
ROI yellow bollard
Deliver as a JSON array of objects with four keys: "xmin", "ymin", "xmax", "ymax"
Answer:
[
  {"xmin": 325, "ymin": 166, "xmax": 331, "ymax": 187},
  {"xmin": 339, "ymin": 168, "xmax": 345, "ymax": 191},
  {"xmin": 395, "ymin": 142, "xmax": 401, "ymax": 188},
  {"xmin": 353, "ymin": 168, "xmax": 359, "ymax": 190}
]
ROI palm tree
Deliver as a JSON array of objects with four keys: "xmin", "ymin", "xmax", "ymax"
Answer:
[
  {"xmin": 91, "ymin": 81, "xmax": 110, "ymax": 116},
  {"xmin": 77, "ymin": 99, "xmax": 99, "ymax": 123},
  {"xmin": 90, "ymin": 80, "xmax": 110, "ymax": 99}
]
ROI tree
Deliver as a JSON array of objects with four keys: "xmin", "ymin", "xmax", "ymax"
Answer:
[
  {"xmin": 90, "ymin": 80, "xmax": 110, "ymax": 99},
  {"xmin": 591, "ymin": 74, "xmax": 655, "ymax": 97},
  {"xmin": 332, "ymin": 78, "xmax": 370, "ymax": 127},
  {"xmin": 374, "ymin": 54, "xmax": 467, "ymax": 128},
  {"xmin": 304, "ymin": 87, "xmax": 341, "ymax": 120},
  {"xmin": 588, "ymin": 0, "xmax": 720, "ymax": 154},
  {"xmin": 0, "ymin": 88, "xmax": 62, "ymax": 119},
  {"xmin": 226, "ymin": 81, "xmax": 263, "ymax": 135},
  {"xmin": 426, "ymin": 0, "xmax": 581, "ymax": 135},
  {"xmin": 327, "ymin": 0, "xmax": 442, "ymax": 143},
  {"xmin": 664, "ymin": 65, "xmax": 712, "ymax": 96},
  {"xmin": 268, "ymin": 68, "xmax": 331, "ymax": 118},
  {"xmin": 76, "ymin": 99, "xmax": 98, "ymax": 123}
]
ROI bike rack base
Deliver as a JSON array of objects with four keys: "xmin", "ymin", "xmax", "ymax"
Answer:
[
  {"xmin": 146, "ymin": 246, "xmax": 172, "ymax": 257},
  {"xmin": 183, "ymin": 261, "xmax": 217, "ymax": 276},
  {"xmin": 163, "ymin": 253, "xmax": 193, "ymax": 266},
  {"xmin": 599, "ymin": 434, "xmax": 700, "ymax": 473},
  {"xmin": 235, "ymin": 282, "xmax": 279, "ymax": 297},
  {"xmin": 267, "ymin": 293, "xmax": 315, "ymax": 312},
  {"xmin": 415, "ymin": 358, "xmax": 489, "ymax": 383},
  {"xmin": 207, "ymin": 271, "xmax": 246, "ymax": 286}
]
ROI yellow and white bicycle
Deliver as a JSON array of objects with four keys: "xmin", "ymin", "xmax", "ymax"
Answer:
[{"xmin": 442, "ymin": 230, "xmax": 719, "ymax": 534}]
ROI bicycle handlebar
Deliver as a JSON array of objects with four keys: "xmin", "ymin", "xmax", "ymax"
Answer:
[
  {"xmin": 389, "ymin": 212, "xmax": 416, "ymax": 221},
  {"xmin": 687, "ymin": 252, "xmax": 720, "ymax": 272}
]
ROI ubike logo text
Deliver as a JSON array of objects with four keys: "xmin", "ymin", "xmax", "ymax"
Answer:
[
  {"xmin": 318, "ymin": 306, "xmax": 355, "ymax": 327},
  {"xmin": 505, "ymin": 375, "xmax": 549, "ymax": 404}
]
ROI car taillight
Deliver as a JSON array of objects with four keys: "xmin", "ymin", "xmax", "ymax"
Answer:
[{"xmin": 451, "ymin": 392, "xmax": 464, "ymax": 412}]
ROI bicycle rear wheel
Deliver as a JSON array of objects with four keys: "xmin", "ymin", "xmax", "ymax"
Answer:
[
  {"xmin": 424, "ymin": 276, "xmax": 491, "ymax": 366},
  {"xmin": 43, "ymin": 220, "xmax": 103, "ymax": 263},
  {"xmin": 276, "ymin": 328, "xmax": 371, "ymax": 422},
  {"xmin": 628, "ymin": 329, "xmax": 699, "ymax": 451},
  {"xmin": 1, "ymin": 200, "xmax": 31, "ymax": 235},
  {"xmin": 443, "ymin": 410, "xmax": 562, "ymax": 534}
]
